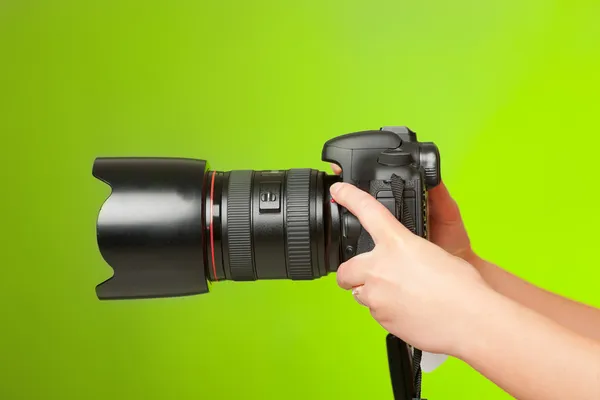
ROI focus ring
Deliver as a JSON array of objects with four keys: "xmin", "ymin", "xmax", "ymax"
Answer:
[
  {"xmin": 285, "ymin": 169, "xmax": 313, "ymax": 280},
  {"xmin": 227, "ymin": 171, "xmax": 254, "ymax": 281}
]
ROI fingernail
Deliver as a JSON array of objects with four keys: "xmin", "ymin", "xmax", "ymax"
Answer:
[{"xmin": 330, "ymin": 182, "xmax": 341, "ymax": 195}]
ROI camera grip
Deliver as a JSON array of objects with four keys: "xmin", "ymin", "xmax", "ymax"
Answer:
[
  {"xmin": 356, "ymin": 228, "xmax": 376, "ymax": 254},
  {"xmin": 355, "ymin": 180, "xmax": 388, "ymax": 255},
  {"xmin": 355, "ymin": 176, "xmax": 421, "ymax": 255}
]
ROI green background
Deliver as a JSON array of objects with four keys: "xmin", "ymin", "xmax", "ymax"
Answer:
[{"xmin": 1, "ymin": 1, "xmax": 599, "ymax": 399}]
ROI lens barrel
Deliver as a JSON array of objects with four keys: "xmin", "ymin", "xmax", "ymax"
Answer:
[
  {"xmin": 206, "ymin": 168, "xmax": 341, "ymax": 282},
  {"xmin": 93, "ymin": 158, "xmax": 341, "ymax": 300}
]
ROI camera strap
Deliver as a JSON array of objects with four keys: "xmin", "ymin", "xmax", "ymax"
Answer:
[
  {"xmin": 388, "ymin": 174, "xmax": 425, "ymax": 400},
  {"xmin": 390, "ymin": 174, "xmax": 417, "ymax": 235}
]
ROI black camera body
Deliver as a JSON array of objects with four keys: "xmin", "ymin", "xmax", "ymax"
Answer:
[
  {"xmin": 323, "ymin": 126, "xmax": 440, "ymax": 262},
  {"xmin": 92, "ymin": 126, "xmax": 440, "ymax": 400}
]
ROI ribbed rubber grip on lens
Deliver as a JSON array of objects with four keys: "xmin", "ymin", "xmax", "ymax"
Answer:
[
  {"xmin": 285, "ymin": 169, "xmax": 313, "ymax": 280},
  {"xmin": 227, "ymin": 171, "xmax": 254, "ymax": 281}
]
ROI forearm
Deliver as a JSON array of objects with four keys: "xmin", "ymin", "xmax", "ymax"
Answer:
[
  {"xmin": 455, "ymin": 286, "xmax": 600, "ymax": 400},
  {"xmin": 469, "ymin": 254, "xmax": 600, "ymax": 342}
]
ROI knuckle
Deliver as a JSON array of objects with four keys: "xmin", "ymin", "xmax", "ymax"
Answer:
[
  {"xmin": 336, "ymin": 270, "xmax": 348, "ymax": 288},
  {"xmin": 388, "ymin": 229, "xmax": 412, "ymax": 248},
  {"xmin": 335, "ymin": 265, "xmax": 347, "ymax": 284},
  {"xmin": 386, "ymin": 237, "xmax": 405, "ymax": 253}
]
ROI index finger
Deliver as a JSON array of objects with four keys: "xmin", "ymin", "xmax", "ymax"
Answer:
[
  {"xmin": 330, "ymin": 163, "xmax": 342, "ymax": 175},
  {"xmin": 330, "ymin": 182, "xmax": 410, "ymax": 244}
]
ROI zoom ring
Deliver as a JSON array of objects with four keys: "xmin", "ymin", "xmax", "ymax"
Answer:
[
  {"xmin": 227, "ymin": 171, "xmax": 254, "ymax": 281},
  {"xmin": 285, "ymin": 169, "xmax": 313, "ymax": 280}
]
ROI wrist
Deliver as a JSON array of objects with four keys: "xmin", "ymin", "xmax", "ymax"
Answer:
[{"xmin": 449, "ymin": 280, "xmax": 507, "ymax": 360}]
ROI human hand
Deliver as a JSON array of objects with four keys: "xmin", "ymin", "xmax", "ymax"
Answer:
[
  {"xmin": 330, "ymin": 182, "xmax": 491, "ymax": 356},
  {"xmin": 427, "ymin": 181, "xmax": 476, "ymax": 262},
  {"xmin": 330, "ymin": 164, "xmax": 476, "ymax": 263}
]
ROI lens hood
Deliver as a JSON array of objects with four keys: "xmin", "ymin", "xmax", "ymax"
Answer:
[{"xmin": 92, "ymin": 157, "xmax": 209, "ymax": 300}]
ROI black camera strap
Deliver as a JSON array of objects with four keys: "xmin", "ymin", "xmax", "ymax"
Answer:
[
  {"xmin": 390, "ymin": 174, "xmax": 417, "ymax": 235},
  {"xmin": 387, "ymin": 174, "xmax": 425, "ymax": 400}
]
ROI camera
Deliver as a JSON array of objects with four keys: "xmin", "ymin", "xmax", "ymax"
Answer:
[
  {"xmin": 92, "ymin": 126, "xmax": 441, "ymax": 400},
  {"xmin": 92, "ymin": 126, "xmax": 440, "ymax": 299}
]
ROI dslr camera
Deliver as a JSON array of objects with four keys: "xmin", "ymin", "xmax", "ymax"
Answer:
[{"xmin": 92, "ymin": 126, "xmax": 441, "ymax": 400}]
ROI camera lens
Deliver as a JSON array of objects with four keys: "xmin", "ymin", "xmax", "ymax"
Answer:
[
  {"xmin": 206, "ymin": 168, "xmax": 341, "ymax": 283},
  {"xmin": 93, "ymin": 158, "xmax": 342, "ymax": 300}
]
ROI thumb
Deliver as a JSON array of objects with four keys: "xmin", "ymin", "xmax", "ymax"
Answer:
[
  {"xmin": 330, "ymin": 182, "xmax": 413, "ymax": 244},
  {"xmin": 428, "ymin": 181, "xmax": 462, "ymax": 224}
]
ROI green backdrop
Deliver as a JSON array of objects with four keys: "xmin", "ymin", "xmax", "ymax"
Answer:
[{"xmin": 2, "ymin": 1, "xmax": 599, "ymax": 399}]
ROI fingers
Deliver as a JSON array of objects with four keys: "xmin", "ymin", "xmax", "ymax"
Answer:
[
  {"xmin": 348, "ymin": 278, "xmax": 378, "ymax": 309},
  {"xmin": 330, "ymin": 182, "xmax": 410, "ymax": 244},
  {"xmin": 351, "ymin": 285, "xmax": 367, "ymax": 307},
  {"xmin": 336, "ymin": 253, "xmax": 372, "ymax": 290},
  {"xmin": 428, "ymin": 181, "xmax": 462, "ymax": 224},
  {"xmin": 334, "ymin": 164, "xmax": 463, "ymax": 227}
]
